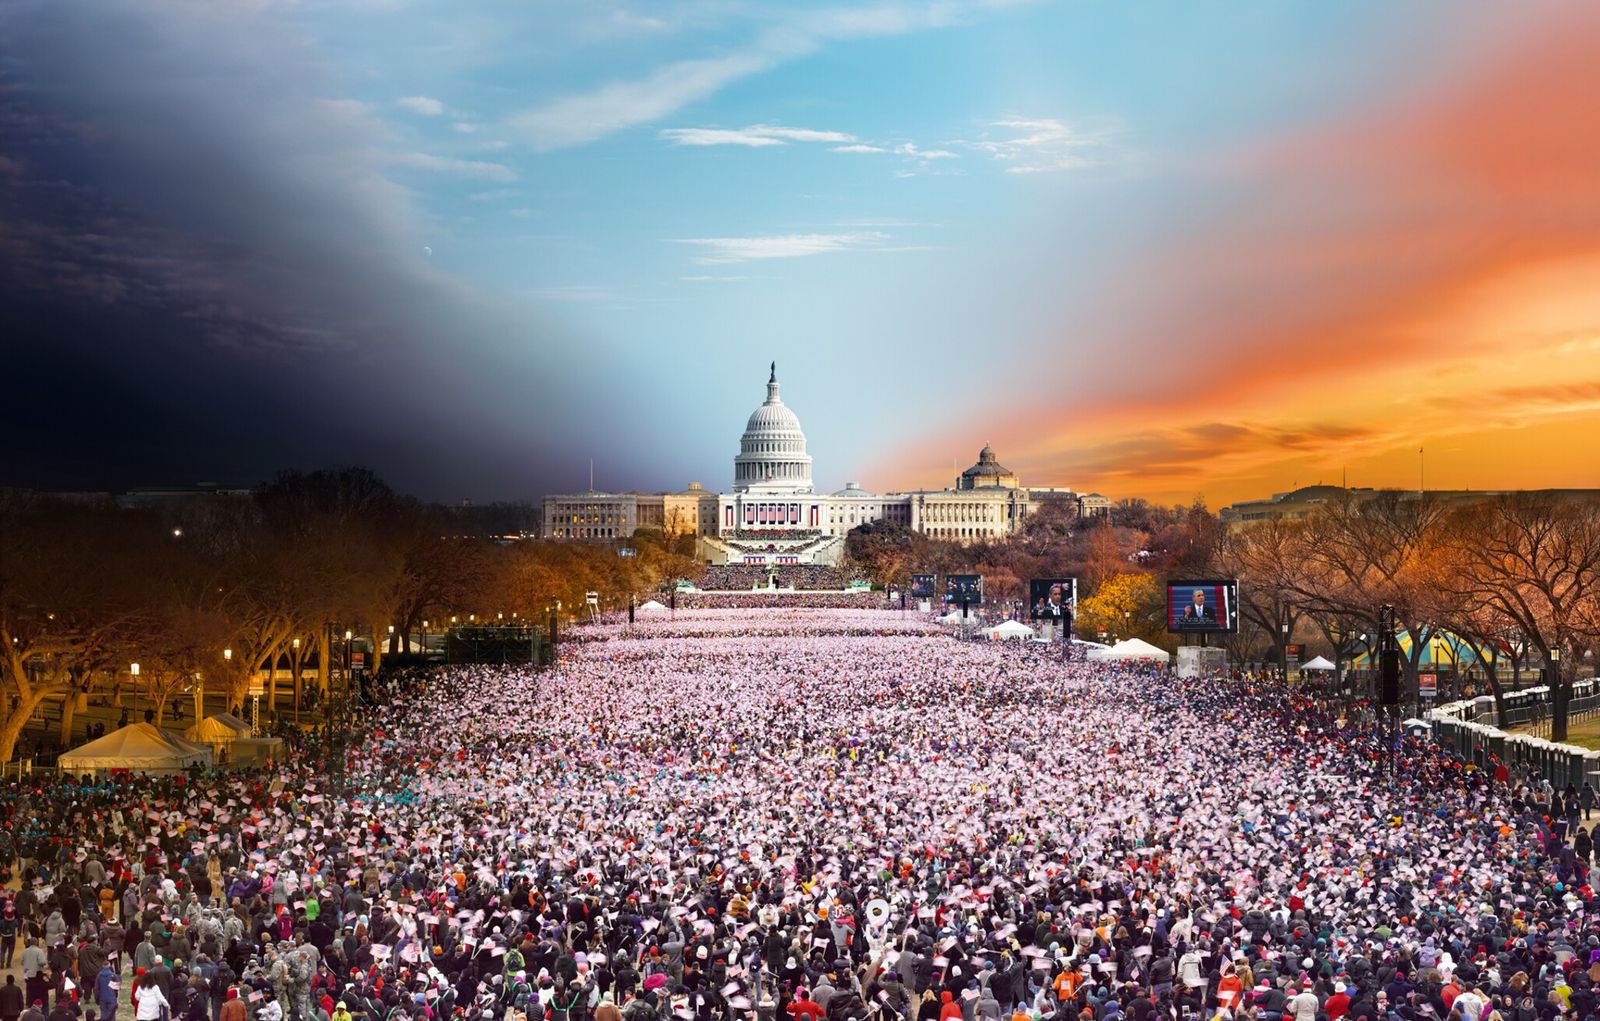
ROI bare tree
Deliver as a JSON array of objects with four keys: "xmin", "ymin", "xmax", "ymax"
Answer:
[{"xmin": 1437, "ymin": 494, "xmax": 1600, "ymax": 741}]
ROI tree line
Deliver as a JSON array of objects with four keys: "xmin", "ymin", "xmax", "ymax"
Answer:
[
  {"xmin": 0, "ymin": 468, "xmax": 698, "ymax": 761},
  {"xmin": 8, "ymin": 472, "xmax": 1599, "ymax": 758},
  {"xmin": 846, "ymin": 490, "xmax": 1600, "ymax": 739}
]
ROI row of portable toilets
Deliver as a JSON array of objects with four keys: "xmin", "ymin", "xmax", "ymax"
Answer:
[{"xmin": 1428, "ymin": 678, "xmax": 1600, "ymax": 789}]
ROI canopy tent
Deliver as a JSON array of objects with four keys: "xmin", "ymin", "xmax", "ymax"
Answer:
[
  {"xmin": 185, "ymin": 713, "xmax": 251, "ymax": 746},
  {"xmin": 1346, "ymin": 628, "xmax": 1498, "ymax": 669},
  {"xmin": 59, "ymin": 722, "xmax": 213, "ymax": 775},
  {"xmin": 986, "ymin": 619, "xmax": 1035, "ymax": 641},
  {"xmin": 1300, "ymin": 656, "xmax": 1336, "ymax": 671},
  {"xmin": 1090, "ymin": 638, "xmax": 1172, "ymax": 663},
  {"xmin": 637, "ymin": 600, "xmax": 668, "ymax": 612},
  {"xmin": 935, "ymin": 612, "xmax": 966, "ymax": 624},
  {"xmin": 226, "ymin": 736, "xmax": 285, "ymax": 767}
]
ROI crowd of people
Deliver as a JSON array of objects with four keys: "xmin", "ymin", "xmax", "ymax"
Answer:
[
  {"xmin": 1, "ymin": 608, "xmax": 1597, "ymax": 1021},
  {"xmin": 672, "ymin": 593, "xmax": 884, "ymax": 611},
  {"xmin": 696, "ymin": 567, "xmax": 848, "ymax": 593}
]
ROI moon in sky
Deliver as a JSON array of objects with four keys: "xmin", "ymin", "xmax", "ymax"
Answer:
[{"xmin": 423, "ymin": 246, "xmax": 433, "ymax": 257}]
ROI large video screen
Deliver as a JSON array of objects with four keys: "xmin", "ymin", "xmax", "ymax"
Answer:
[
  {"xmin": 910, "ymin": 574, "xmax": 937, "ymax": 599},
  {"xmin": 1167, "ymin": 579, "xmax": 1238, "ymax": 633},
  {"xmin": 945, "ymin": 574, "xmax": 983, "ymax": 604},
  {"xmin": 1029, "ymin": 578, "xmax": 1077, "ymax": 621}
]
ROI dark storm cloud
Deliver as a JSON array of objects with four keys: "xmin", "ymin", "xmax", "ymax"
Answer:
[{"xmin": 0, "ymin": 0, "xmax": 620, "ymax": 500}]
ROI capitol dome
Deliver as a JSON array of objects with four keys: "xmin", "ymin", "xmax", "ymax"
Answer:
[
  {"xmin": 733, "ymin": 363, "xmax": 813, "ymax": 493},
  {"xmin": 958, "ymin": 443, "xmax": 1019, "ymax": 490}
]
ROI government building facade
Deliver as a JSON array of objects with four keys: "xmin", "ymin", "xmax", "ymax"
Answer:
[{"xmin": 541, "ymin": 365, "xmax": 1101, "ymax": 566}]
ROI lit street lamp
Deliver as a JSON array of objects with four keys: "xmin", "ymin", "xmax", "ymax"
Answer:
[
  {"xmin": 343, "ymin": 629, "xmax": 354, "ymax": 710},
  {"xmin": 1281, "ymin": 618, "xmax": 1291, "ymax": 681}
]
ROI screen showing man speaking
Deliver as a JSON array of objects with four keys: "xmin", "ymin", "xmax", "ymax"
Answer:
[
  {"xmin": 946, "ymin": 574, "xmax": 983, "ymax": 604},
  {"xmin": 1029, "ymin": 579, "xmax": 1076, "ymax": 622},
  {"xmin": 1166, "ymin": 580, "xmax": 1238, "ymax": 633}
]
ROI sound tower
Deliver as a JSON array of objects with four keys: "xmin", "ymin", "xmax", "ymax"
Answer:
[
  {"xmin": 1378, "ymin": 603, "xmax": 1400, "ymax": 707},
  {"xmin": 1380, "ymin": 649, "xmax": 1400, "ymax": 706}
]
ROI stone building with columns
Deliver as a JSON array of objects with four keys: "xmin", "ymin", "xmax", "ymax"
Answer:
[{"xmin": 543, "ymin": 364, "xmax": 1093, "ymax": 565}]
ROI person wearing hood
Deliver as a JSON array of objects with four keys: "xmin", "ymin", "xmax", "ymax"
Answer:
[
  {"xmin": 939, "ymin": 991, "xmax": 964, "ymax": 1021},
  {"xmin": 43, "ymin": 914, "xmax": 67, "ymax": 951},
  {"xmin": 978, "ymin": 985, "xmax": 1001, "ymax": 1021}
]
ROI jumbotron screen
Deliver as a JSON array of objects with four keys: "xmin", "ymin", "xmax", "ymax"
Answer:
[
  {"xmin": 945, "ymin": 574, "xmax": 983, "ymax": 604},
  {"xmin": 909, "ymin": 574, "xmax": 937, "ymax": 599},
  {"xmin": 1166, "ymin": 580, "xmax": 1238, "ymax": 633},
  {"xmin": 1028, "ymin": 578, "xmax": 1076, "ymax": 621}
]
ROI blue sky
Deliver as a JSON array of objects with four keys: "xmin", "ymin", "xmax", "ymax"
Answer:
[{"xmin": 7, "ymin": 1, "xmax": 1595, "ymax": 503}]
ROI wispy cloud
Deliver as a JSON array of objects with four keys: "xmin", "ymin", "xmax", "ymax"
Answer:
[
  {"xmin": 508, "ymin": 53, "xmax": 773, "ymax": 151},
  {"xmin": 508, "ymin": 1, "xmax": 1034, "ymax": 151},
  {"xmin": 398, "ymin": 95, "xmax": 445, "ymax": 116},
  {"xmin": 674, "ymin": 232, "xmax": 890, "ymax": 264},
  {"xmin": 895, "ymin": 142, "xmax": 957, "ymax": 160},
  {"xmin": 393, "ymin": 152, "xmax": 517, "ymax": 181},
  {"xmin": 832, "ymin": 144, "xmax": 886, "ymax": 154},
  {"xmin": 660, "ymin": 124, "xmax": 856, "ymax": 147},
  {"xmin": 531, "ymin": 284, "xmax": 620, "ymax": 302},
  {"xmin": 961, "ymin": 118, "xmax": 1113, "ymax": 173}
]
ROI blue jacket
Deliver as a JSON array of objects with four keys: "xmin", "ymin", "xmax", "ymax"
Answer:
[{"xmin": 97, "ymin": 966, "xmax": 120, "ymax": 1006}]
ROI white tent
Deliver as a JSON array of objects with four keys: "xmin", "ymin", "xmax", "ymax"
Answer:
[
  {"xmin": 935, "ymin": 612, "xmax": 966, "ymax": 624},
  {"xmin": 59, "ymin": 723, "xmax": 213, "ymax": 774},
  {"xmin": 637, "ymin": 600, "xmax": 668, "ymax": 612},
  {"xmin": 185, "ymin": 713, "xmax": 251, "ymax": 747},
  {"xmin": 987, "ymin": 620, "xmax": 1035, "ymax": 641},
  {"xmin": 1091, "ymin": 638, "xmax": 1172, "ymax": 663},
  {"xmin": 164, "ymin": 729, "xmax": 214, "ymax": 757},
  {"xmin": 1301, "ymin": 655, "xmax": 1336, "ymax": 671}
]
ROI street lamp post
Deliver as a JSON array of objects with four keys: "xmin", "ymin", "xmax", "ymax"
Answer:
[
  {"xmin": 1281, "ymin": 619, "xmax": 1291, "ymax": 683},
  {"xmin": 291, "ymin": 638, "xmax": 301, "ymax": 724},
  {"xmin": 1551, "ymin": 646, "xmax": 1563, "ymax": 738},
  {"xmin": 1331, "ymin": 626, "xmax": 1345, "ymax": 707},
  {"xmin": 343, "ymin": 629, "xmax": 354, "ymax": 713}
]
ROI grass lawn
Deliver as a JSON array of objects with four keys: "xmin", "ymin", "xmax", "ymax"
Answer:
[{"xmin": 1507, "ymin": 716, "xmax": 1600, "ymax": 750}]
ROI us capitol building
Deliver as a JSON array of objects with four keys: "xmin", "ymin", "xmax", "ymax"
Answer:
[{"xmin": 541, "ymin": 364, "xmax": 1106, "ymax": 566}]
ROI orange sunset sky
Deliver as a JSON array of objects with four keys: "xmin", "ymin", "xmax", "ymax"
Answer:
[{"xmin": 868, "ymin": 6, "xmax": 1600, "ymax": 508}]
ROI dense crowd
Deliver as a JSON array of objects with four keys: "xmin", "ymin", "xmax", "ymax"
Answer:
[
  {"xmin": 3, "ymin": 608, "xmax": 1598, "ymax": 1021},
  {"xmin": 669, "ymin": 593, "xmax": 885, "ymax": 611},
  {"xmin": 576, "ymin": 609, "xmax": 935, "ymax": 642},
  {"xmin": 697, "ymin": 567, "xmax": 848, "ymax": 592}
]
